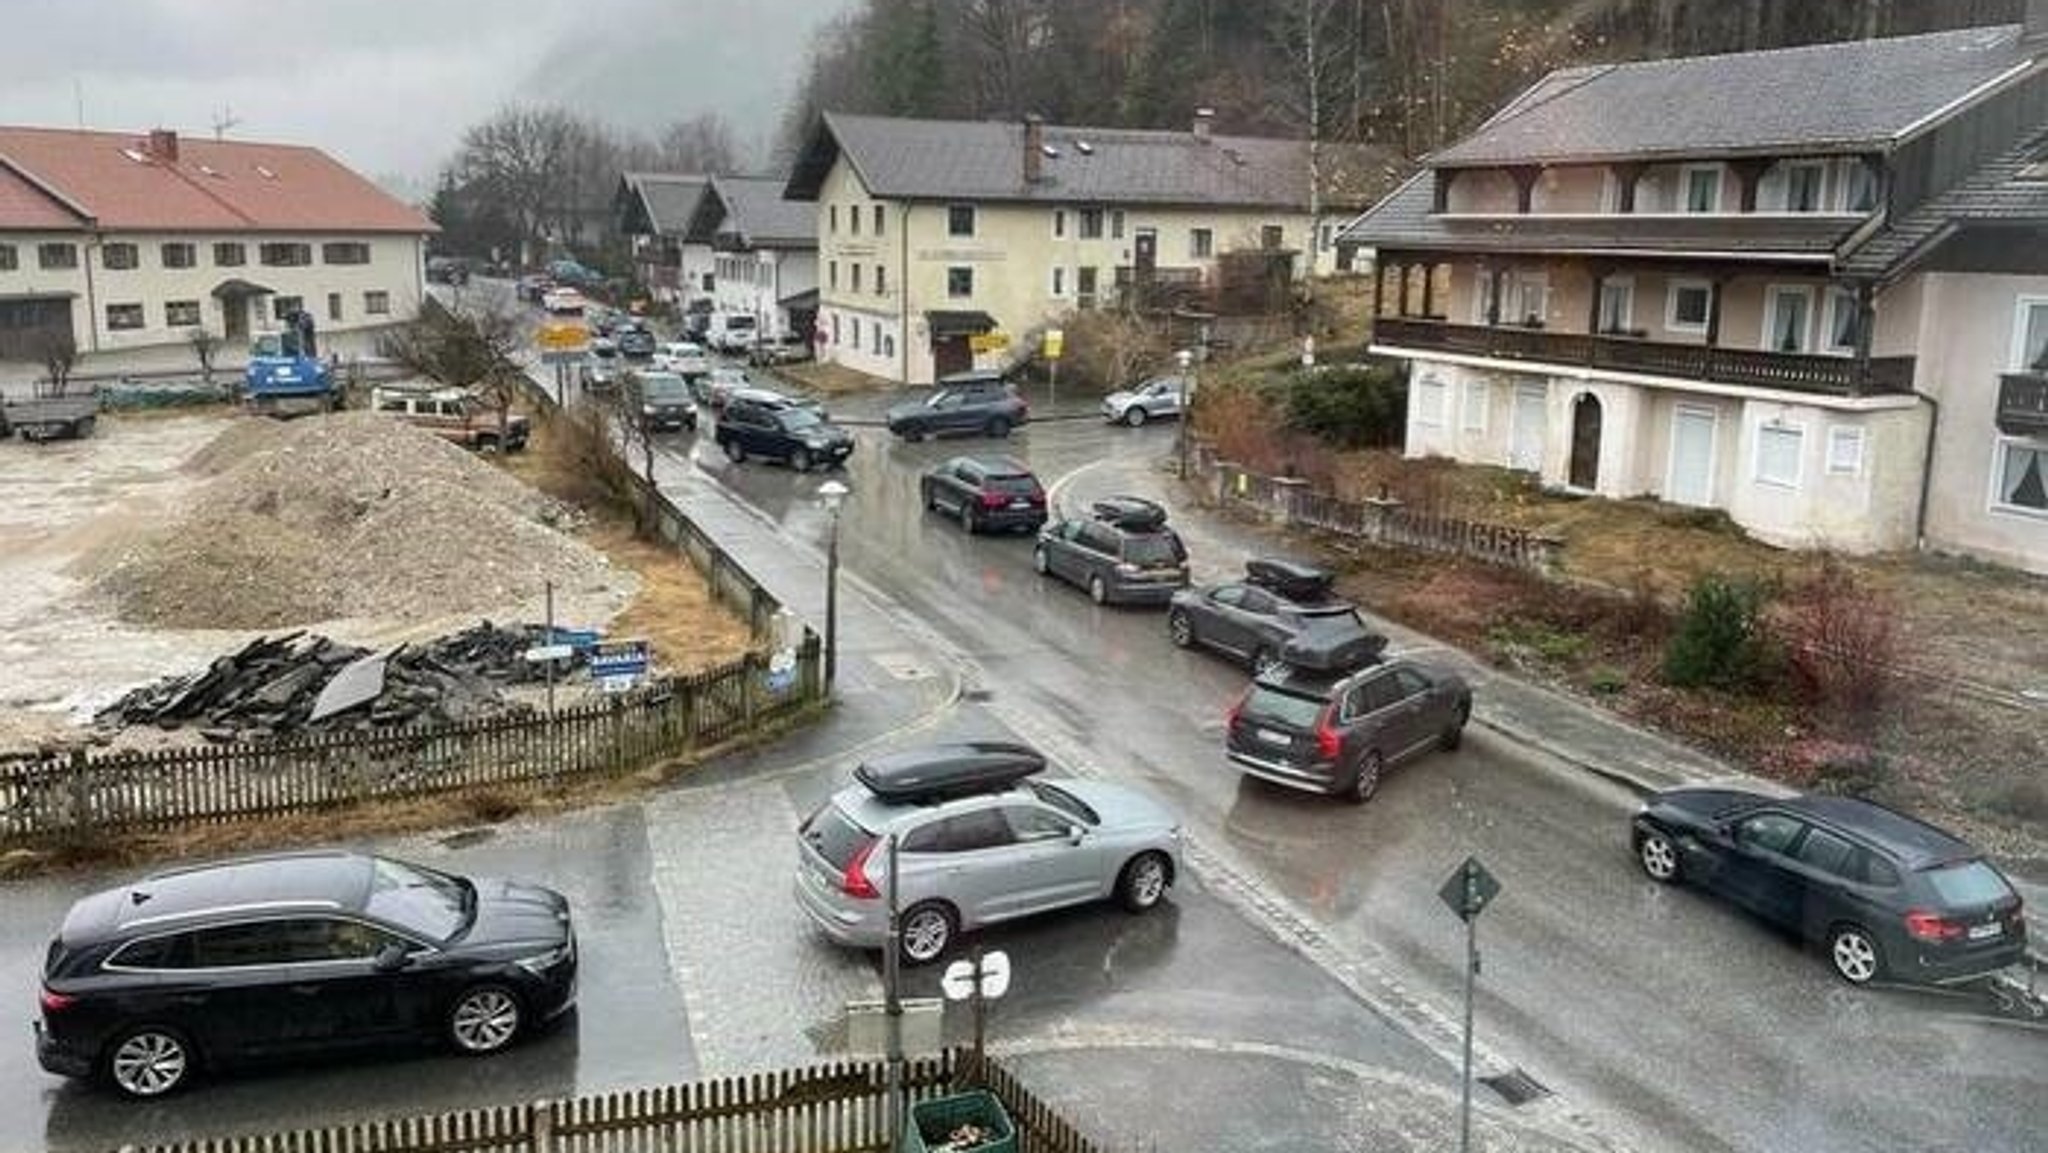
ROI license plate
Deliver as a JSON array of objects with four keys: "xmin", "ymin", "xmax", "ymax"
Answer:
[
  {"xmin": 1968, "ymin": 922, "xmax": 2003, "ymax": 940},
  {"xmin": 1010, "ymin": 500, "xmax": 1030, "ymax": 509},
  {"xmin": 1256, "ymin": 728, "xmax": 1291, "ymax": 746}
]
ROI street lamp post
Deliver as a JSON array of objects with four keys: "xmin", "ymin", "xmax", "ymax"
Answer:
[
  {"xmin": 1175, "ymin": 347, "xmax": 1195, "ymax": 478},
  {"xmin": 817, "ymin": 479, "xmax": 849, "ymax": 694}
]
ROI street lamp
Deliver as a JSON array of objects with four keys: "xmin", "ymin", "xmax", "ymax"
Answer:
[
  {"xmin": 1175, "ymin": 347, "xmax": 1195, "ymax": 478},
  {"xmin": 817, "ymin": 479, "xmax": 849, "ymax": 694}
]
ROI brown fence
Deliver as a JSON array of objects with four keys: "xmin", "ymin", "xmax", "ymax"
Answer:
[
  {"xmin": 0, "ymin": 637, "xmax": 821, "ymax": 842},
  {"xmin": 124, "ymin": 1051, "xmax": 1108, "ymax": 1153}
]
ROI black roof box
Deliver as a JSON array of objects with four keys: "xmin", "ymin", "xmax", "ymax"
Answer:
[
  {"xmin": 853, "ymin": 742, "xmax": 1047, "ymax": 803},
  {"xmin": 1279, "ymin": 619, "xmax": 1387, "ymax": 673},
  {"xmin": 1090, "ymin": 495, "xmax": 1168, "ymax": 530},
  {"xmin": 1245, "ymin": 556, "xmax": 1335, "ymax": 602}
]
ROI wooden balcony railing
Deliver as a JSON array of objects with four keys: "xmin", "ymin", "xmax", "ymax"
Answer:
[
  {"xmin": 1998, "ymin": 372, "xmax": 2048, "ymax": 437},
  {"xmin": 1373, "ymin": 317, "xmax": 1916, "ymax": 398}
]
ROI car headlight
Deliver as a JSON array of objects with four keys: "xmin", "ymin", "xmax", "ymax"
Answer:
[{"xmin": 515, "ymin": 942, "xmax": 572, "ymax": 974}]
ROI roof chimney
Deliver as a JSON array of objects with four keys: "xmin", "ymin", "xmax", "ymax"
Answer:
[
  {"xmin": 1023, "ymin": 114, "xmax": 1045, "ymax": 184},
  {"xmin": 1192, "ymin": 108, "xmax": 1215, "ymax": 142},
  {"xmin": 2027, "ymin": 0, "xmax": 2048, "ymax": 44},
  {"xmin": 145, "ymin": 129, "xmax": 179, "ymax": 164}
]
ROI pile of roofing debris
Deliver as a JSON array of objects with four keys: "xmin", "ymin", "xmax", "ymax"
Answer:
[{"xmin": 95, "ymin": 622, "xmax": 585, "ymax": 740}]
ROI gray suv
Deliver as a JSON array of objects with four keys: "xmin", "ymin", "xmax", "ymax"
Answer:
[
  {"xmin": 1226, "ymin": 650, "xmax": 1471, "ymax": 803},
  {"xmin": 1033, "ymin": 497, "xmax": 1190, "ymax": 605},
  {"xmin": 885, "ymin": 372, "xmax": 1030, "ymax": 440},
  {"xmin": 795, "ymin": 743, "xmax": 1183, "ymax": 964}
]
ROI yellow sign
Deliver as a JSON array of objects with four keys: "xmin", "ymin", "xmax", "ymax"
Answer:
[
  {"xmin": 537, "ymin": 321, "xmax": 590, "ymax": 352},
  {"xmin": 1042, "ymin": 328, "xmax": 1065, "ymax": 360},
  {"xmin": 969, "ymin": 332, "xmax": 1010, "ymax": 354}
]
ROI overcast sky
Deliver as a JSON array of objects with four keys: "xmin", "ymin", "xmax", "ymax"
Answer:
[{"xmin": 0, "ymin": 0, "xmax": 850, "ymax": 194}]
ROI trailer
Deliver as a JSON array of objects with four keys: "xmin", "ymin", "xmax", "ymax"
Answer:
[{"xmin": 0, "ymin": 385, "xmax": 97, "ymax": 441}]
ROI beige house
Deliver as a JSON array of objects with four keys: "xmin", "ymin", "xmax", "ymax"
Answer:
[
  {"xmin": 784, "ymin": 111, "xmax": 1388, "ymax": 384},
  {"xmin": 1344, "ymin": 17, "xmax": 2048, "ymax": 574},
  {"xmin": 0, "ymin": 125, "xmax": 430, "ymax": 362}
]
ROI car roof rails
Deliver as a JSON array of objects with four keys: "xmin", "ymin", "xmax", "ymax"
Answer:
[
  {"xmin": 1089, "ymin": 495, "xmax": 1169, "ymax": 530},
  {"xmin": 854, "ymin": 742, "xmax": 1048, "ymax": 804}
]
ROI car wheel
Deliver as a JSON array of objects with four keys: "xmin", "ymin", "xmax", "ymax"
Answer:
[
  {"xmin": 1117, "ymin": 852, "xmax": 1172, "ymax": 912},
  {"xmin": 722, "ymin": 439, "xmax": 746, "ymax": 463},
  {"xmin": 986, "ymin": 417, "xmax": 1011, "ymax": 438},
  {"xmin": 959, "ymin": 501, "xmax": 977, "ymax": 534},
  {"xmin": 1088, "ymin": 574, "xmax": 1109, "ymax": 605},
  {"xmin": 105, "ymin": 1026, "xmax": 193, "ymax": 1099},
  {"xmin": 1250, "ymin": 647, "xmax": 1284, "ymax": 678},
  {"xmin": 1439, "ymin": 702, "xmax": 1470, "ymax": 751},
  {"xmin": 900, "ymin": 902, "xmax": 956, "ymax": 966},
  {"xmin": 1636, "ymin": 827, "xmax": 1682, "ymax": 883},
  {"xmin": 902, "ymin": 424, "xmax": 926, "ymax": 442},
  {"xmin": 475, "ymin": 434, "xmax": 499, "ymax": 454},
  {"xmin": 922, "ymin": 484, "xmax": 938, "ymax": 512},
  {"xmin": 1167, "ymin": 610, "xmax": 1195, "ymax": 648},
  {"xmin": 791, "ymin": 448, "xmax": 813, "ymax": 472},
  {"xmin": 1124, "ymin": 406, "xmax": 1149, "ymax": 428},
  {"xmin": 1828, "ymin": 924, "xmax": 1884, "ymax": 986},
  {"xmin": 1344, "ymin": 751, "xmax": 1383, "ymax": 805},
  {"xmin": 448, "ymin": 985, "xmax": 523, "ymax": 1055},
  {"xmin": 1033, "ymin": 546, "xmax": 1051, "ymax": 575}
]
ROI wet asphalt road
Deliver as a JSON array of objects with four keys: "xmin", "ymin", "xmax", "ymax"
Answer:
[{"xmin": 671, "ymin": 394, "xmax": 2046, "ymax": 1153}]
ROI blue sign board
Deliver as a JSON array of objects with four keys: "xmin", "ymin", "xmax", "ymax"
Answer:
[{"xmin": 589, "ymin": 640, "xmax": 651, "ymax": 682}]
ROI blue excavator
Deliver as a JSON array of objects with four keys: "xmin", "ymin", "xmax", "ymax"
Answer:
[{"xmin": 243, "ymin": 308, "xmax": 338, "ymax": 417}]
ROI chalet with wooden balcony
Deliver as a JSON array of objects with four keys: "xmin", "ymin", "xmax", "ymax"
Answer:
[{"xmin": 1343, "ymin": 12, "xmax": 2048, "ymax": 573}]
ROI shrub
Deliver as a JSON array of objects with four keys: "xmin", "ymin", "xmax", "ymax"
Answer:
[
  {"xmin": 1489, "ymin": 619, "xmax": 1589, "ymax": 667},
  {"xmin": 1041, "ymin": 308, "xmax": 1169, "ymax": 394},
  {"xmin": 1587, "ymin": 666, "xmax": 1629, "ymax": 696},
  {"xmin": 1778, "ymin": 557, "xmax": 1898, "ymax": 717},
  {"xmin": 1277, "ymin": 361, "xmax": 1407, "ymax": 450},
  {"xmin": 1662, "ymin": 574, "xmax": 1777, "ymax": 691}
]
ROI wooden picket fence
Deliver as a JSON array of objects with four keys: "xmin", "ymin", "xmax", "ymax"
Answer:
[
  {"xmin": 0, "ymin": 637, "xmax": 821, "ymax": 842},
  {"xmin": 126, "ymin": 1050, "xmax": 1108, "ymax": 1153}
]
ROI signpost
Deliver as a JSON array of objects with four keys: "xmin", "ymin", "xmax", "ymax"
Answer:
[
  {"xmin": 1438, "ymin": 856, "xmax": 1503, "ymax": 1153},
  {"xmin": 763, "ymin": 646, "xmax": 798, "ymax": 694},
  {"xmin": 588, "ymin": 639, "xmax": 651, "ymax": 693},
  {"xmin": 941, "ymin": 948, "xmax": 1011, "ymax": 1076},
  {"xmin": 1042, "ymin": 328, "xmax": 1064, "ymax": 405}
]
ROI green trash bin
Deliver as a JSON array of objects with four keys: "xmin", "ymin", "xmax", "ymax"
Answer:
[{"xmin": 901, "ymin": 1089, "xmax": 1018, "ymax": 1153}]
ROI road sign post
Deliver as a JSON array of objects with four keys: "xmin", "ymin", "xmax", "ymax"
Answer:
[
  {"xmin": 941, "ymin": 947, "xmax": 1011, "ymax": 1078},
  {"xmin": 883, "ymin": 834, "xmax": 904, "ymax": 1141},
  {"xmin": 1438, "ymin": 856, "xmax": 1502, "ymax": 1153}
]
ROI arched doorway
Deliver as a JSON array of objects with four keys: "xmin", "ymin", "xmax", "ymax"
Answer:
[{"xmin": 1569, "ymin": 392, "xmax": 1603, "ymax": 491}]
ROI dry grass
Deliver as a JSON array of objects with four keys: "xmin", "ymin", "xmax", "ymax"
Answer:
[{"xmin": 779, "ymin": 359, "xmax": 897, "ymax": 395}]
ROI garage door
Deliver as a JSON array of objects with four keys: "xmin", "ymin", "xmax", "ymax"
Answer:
[
  {"xmin": 1667, "ymin": 404, "xmax": 1718, "ymax": 507},
  {"xmin": 0, "ymin": 297, "xmax": 75, "ymax": 361}
]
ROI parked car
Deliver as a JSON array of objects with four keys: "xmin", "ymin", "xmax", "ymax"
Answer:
[
  {"xmin": 35, "ymin": 850, "xmax": 576, "ymax": 1098},
  {"xmin": 654, "ymin": 340, "xmax": 711, "ymax": 377},
  {"xmin": 725, "ymin": 386, "xmax": 826, "ymax": 418},
  {"xmin": 1225, "ymin": 645, "xmax": 1469, "ymax": 803},
  {"xmin": 581, "ymin": 345, "xmax": 621, "ymax": 391},
  {"xmin": 920, "ymin": 455, "xmax": 1048, "ymax": 534},
  {"xmin": 715, "ymin": 394, "xmax": 854, "ymax": 471},
  {"xmin": 1169, "ymin": 558, "xmax": 1380, "ymax": 676},
  {"xmin": 707, "ymin": 312, "xmax": 759, "ymax": 354},
  {"xmin": 1631, "ymin": 790, "xmax": 2028, "ymax": 986},
  {"xmin": 615, "ymin": 323, "xmax": 657, "ymax": 360},
  {"xmin": 370, "ymin": 384, "xmax": 529, "ymax": 452},
  {"xmin": 1101, "ymin": 374, "xmax": 1192, "ymax": 427},
  {"xmin": 748, "ymin": 332, "xmax": 812, "ymax": 367},
  {"xmin": 1032, "ymin": 496, "xmax": 1189, "ymax": 606},
  {"xmin": 540, "ymin": 287, "xmax": 585, "ymax": 316},
  {"xmin": 696, "ymin": 366, "xmax": 753, "ymax": 411},
  {"xmin": 885, "ymin": 372, "xmax": 1030, "ymax": 440},
  {"xmin": 632, "ymin": 370, "xmax": 698, "ymax": 432},
  {"xmin": 794, "ymin": 743, "xmax": 1183, "ymax": 964}
]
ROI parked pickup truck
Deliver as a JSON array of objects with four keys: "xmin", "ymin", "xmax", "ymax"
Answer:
[
  {"xmin": 370, "ymin": 384, "xmax": 529, "ymax": 452},
  {"xmin": 1, "ymin": 386, "xmax": 97, "ymax": 441}
]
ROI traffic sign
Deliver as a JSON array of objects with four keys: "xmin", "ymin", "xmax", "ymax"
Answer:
[
  {"xmin": 969, "ymin": 332, "xmax": 1010, "ymax": 354},
  {"xmin": 1437, "ymin": 856, "xmax": 1502, "ymax": 923},
  {"xmin": 523, "ymin": 644, "xmax": 574, "ymax": 663},
  {"xmin": 1042, "ymin": 328, "xmax": 1065, "ymax": 360},
  {"xmin": 940, "ymin": 949, "xmax": 1011, "ymax": 1001},
  {"xmin": 538, "ymin": 320, "xmax": 590, "ymax": 352}
]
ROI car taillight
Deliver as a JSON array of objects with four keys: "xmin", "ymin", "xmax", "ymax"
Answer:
[
  {"xmin": 1315, "ymin": 707, "xmax": 1342, "ymax": 760},
  {"xmin": 1904, "ymin": 909, "xmax": 1964, "ymax": 943},
  {"xmin": 1030, "ymin": 491, "xmax": 1046, "ymax": 506},
  {"xmin": 980, "ymin": 491, "xmax": 1009, "ymax": 509},
  {"xmin": 842, "ymin": 838, "xmax": 881, "ymax": 901},
  {"xmin": 1226, "ymin": 689, "xmax": 1249, "ymax": 730},
  {"xmin": 39, "ymin": 988, "xmax": 75, "ymax": 1015}
]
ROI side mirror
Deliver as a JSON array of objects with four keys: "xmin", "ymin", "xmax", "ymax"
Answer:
[
  {"xmin": 1067, "ymin": 825, "xmax": 1087, "ymax": 846},
  {"xmin": 372, "ymin": 942, "xmax": 411, "ymax": 974}
]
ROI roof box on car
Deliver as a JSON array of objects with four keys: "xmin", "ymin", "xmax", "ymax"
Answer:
[
  {"xmin": 1090, "ymin": 495, "xmax": 1169, "ymax": 530},
  {"xmin": 1245, "ymin": 556, "xmax": 1335, "ymax": 602},
  {"xmin": 1278, "ymin": 619, "xmax": 1387, "ymax": 674},
  {"xmin": 853, "ymin": 742, "xmax": 1047, "ymax": 803}
]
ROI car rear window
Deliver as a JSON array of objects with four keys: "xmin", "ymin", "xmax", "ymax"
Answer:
[
  {"xmin": 987, "ymin": 475, "xmax": 1040, "ymax": 496},
  {"xmin": 1242, "ymin": 684, "xmax": 1326, "ymax": 728},
  {"xmin": 1122, "ymin": 532, "xmax": 1185, "ymax": 566},
  {"xmin": 802, "ymin": 803, "xmax": 872, "ymax": 870},
  {"xmin": 1922, "ymin": 860, "xmax": 2012, "ymax": 906}
]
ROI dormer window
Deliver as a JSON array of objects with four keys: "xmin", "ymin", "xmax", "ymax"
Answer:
[
  {"xmin": 1681, "ymin": 165, "xmax": 1722, "ymax": 213},
  {"xmin": 1840, "ymin": 160, "xmax": 1880, "ymax": 212},
  {"xmin": 1783, "ymin": 162, "xmax": 1824, "ymax": 212}
]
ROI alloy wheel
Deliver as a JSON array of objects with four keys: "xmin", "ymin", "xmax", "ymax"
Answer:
[
  {"xmin": 792, "ymin": 449, "xmax": 812, "ymax": 472},
  {"xmin": 1830, "ymin": 927, "xmax": 1881, "ymax": 985},
  {"xmin": 1125, "ymin": 407, "xmax": 1148, "ymax": 427},
  {"xmin": 450, "ymin": 987, "xmax": 521, "ymax": 1054},
  {"xmin": 1168, "ymin": 611, "xmax": 1195, "ymax": 648},
  {"xmin": 901, "ymin": 905, "xmax": 953, "ymax": 964},
  {"xmin": 1638, "ymin": 831, "xmax": 1680, "ymax": 882},
  {"xmin": 987, "ymin": 418, "xmax": 1010, "ymax": 438},
  {"xmin": 1121, "ymin": 854, "xmax": 1168, "ymax": 911},
  {"xmin": 1348, "ymin": 752, "xmax": 1382, "ymax": 804},
  {"xmin": 1089, "ymin": 575, "xmax": 1108, "ymax": 605},
  {"xmin": 109, "ymin": 1029, "xmax": 189, "ymax": 1098},
  {"xmin": 1251, "ymin": 648, "xmax": 1284, "ymax": 678},
  {"xmin": 960, "ymin": 501, "xmax": 976, "ymax": 533},
  {"xmin": 1033, "ymin": 547, "xmax": 1050, "ymax": 574}
]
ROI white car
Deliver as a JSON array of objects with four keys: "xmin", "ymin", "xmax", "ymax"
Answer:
[
  {"xmin": 654, "ymin": 340, "xmax": 711, "ymax": 377},
  {"xmin": 1102, "ymin": 374, "xmax": 1193, "ymax": 426},
  {"xmin": 541, "ymin": 287, "xmax": 586, "ymax": 316}
]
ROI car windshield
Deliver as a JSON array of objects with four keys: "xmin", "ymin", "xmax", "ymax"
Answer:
[
  {"xmin": 363, "ymin": 857, "xmax": 471, "ymax": 942},
  {"xmin": 1028, "ymin": 781, "xmax": 1100, "ymax": 826},
  {"xmin": 779, "ymin": 409, "xmax": 823, "ymax": 431},
  {"xmin": 1922, "ymin": 860, "xmax": 2012, "ymax": 906},
  {"xmin": 1123, "ymin": 532, "xmax": 1185, "ymax": 566}
]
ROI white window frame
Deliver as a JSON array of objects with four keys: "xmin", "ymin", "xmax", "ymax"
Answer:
[
  {"xmin": 1050, "ymin": 266, "xmax": 1067, "ymax": 298},
  {"xmin": 1825, "ymin": 425, "xmax": 1867, "ymax": 476},
  {"xmin": 1989, "ymin": 435, "xmax": 2048, "ymax": 519},
  {"xmin": 1780, "ymin": 161, "xmax": 1827, "ymax": 213},
  {"xmin": 1413, "ymin": 375, "xmax": 1448, "ymax": 428},
  {"xmin": 1821, "ymin": 287, "xmax": 1859, "ymax": 356},
  {"xmin": 1598, "ymin": 169, "xmax": 1621, "ymax": 213},
  {"xmin": 1507, "ymin": 271, "xmax": 1549, "ymax": 327},
  {"xmin": 1753, "ymin": 420, "xmax": 1806, "ymax": 491},
  {"xmin": 1680, "ymin": 164, "xmax": 1723, "ymax": 214},
  {"xmin": 1666, "ymin": 278, "xmax": 1712, "ymax": 335},
  {"xmin": 1052, "ymin": 209, "xmax": 1066, "ymax": 239},
  {"xmin": 1189, "ymin": 228, "xmax": 1213, "ymax": 259},
  {"xmin": 1760, "ymin": 284, "xmax": 1816, "ymax": 354},
  {"xmin": 1460, "ymin": 379, "xmax": 1489, "ymax": 434},
  {"xmin": 1665, "ymin": 402, "xmax": 1722, "ymax": 507},
  {"xmin": 1837, "ymin": 158, "xmax": 1879, "ymax": 213},
  {"xmin": 1597, "ymin": 277, "xmax": 1635, "ymax": 334},
  {"xmin": 2007, "ymin": 296, "xmax": 2048, "ymax": 371}
]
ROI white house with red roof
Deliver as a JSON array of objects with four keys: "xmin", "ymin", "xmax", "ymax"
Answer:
[{"xmin": 0, "ymin": 125, "xmax": 433, "ymax": 361}]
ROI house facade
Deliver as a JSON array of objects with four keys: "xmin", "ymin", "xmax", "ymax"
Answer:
[
  {"xmin": 785, "ymin": 112, "xmax": 1389, "ymax": 385},
  {"xmin": 0, "ymin": 126, "xmax": 430, "ymax": 361},
  {"xmin": 1343, "ymin": 18, "xmax": 2048, "ymax": 574},
  {"xmin": 614, "ymin": 172, "xmax": 715, "ymax": 306},
  {"xmin": 687, "ymin": 174, "xmax": 818, "ymax": 341}
]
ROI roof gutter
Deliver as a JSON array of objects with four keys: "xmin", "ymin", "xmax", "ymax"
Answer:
[{"xmin": 0, "ymin": 150, "xmax": 97, "ymax": 225}]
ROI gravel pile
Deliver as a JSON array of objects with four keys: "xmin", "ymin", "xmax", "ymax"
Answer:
[{"xmin": 85, "ymin": 412, "xmax": 623, "ymax": 629}]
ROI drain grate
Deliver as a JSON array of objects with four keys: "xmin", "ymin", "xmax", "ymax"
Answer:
[{"xmin": 1481, "ymin": 1067, "xmax": 1553, "ymax": 1107}]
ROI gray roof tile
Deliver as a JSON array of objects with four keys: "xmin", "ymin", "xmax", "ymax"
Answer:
[
  {"xmin": 621, "ymin": 173, "xmax": 708, "ymax": 235},
  {"xmin": 702, "ymin": 174, "xmax": 815, "ymax": 249},
  {"xmin": 1839, "ymin": 124, "xmax": 2048, "ymax": 278}
]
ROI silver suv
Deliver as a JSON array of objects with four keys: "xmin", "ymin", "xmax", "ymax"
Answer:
[{"xmin": 795, "ymin": 743, "xmax": 1183, "ymax": 963}]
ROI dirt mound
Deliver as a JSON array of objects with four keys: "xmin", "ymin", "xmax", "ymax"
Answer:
[{"xmin": 83, "ymin": 412, "xmax": 627, "ymax": 629}]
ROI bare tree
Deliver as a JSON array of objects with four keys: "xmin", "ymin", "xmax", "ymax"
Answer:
[
  {"xmin": 377, "ymin": 304, "xmax": 526, "ymax": 444},
  {"xmin": 187, "ymin": 327, "xmax": 222, "ymax": 388},
  {"xmin": 657, "ymin": 113, "xmax": 741, "ymax": 173},
  {"xmin": 1270, "ymin": 0, "xmax": 1349, "ymax": 297},
  {"xmin": 32, "ymin": 330, "xmax": 78, "ymax": 397},
  {"xmin": 596, "ymin": 368, "xmax": 661, "ymax": 531}
]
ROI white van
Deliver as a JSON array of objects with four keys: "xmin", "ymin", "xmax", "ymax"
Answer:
[{"xmin": 707, "ymin": 312, "xmax": 758, "ymax": 354}]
